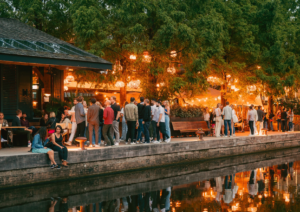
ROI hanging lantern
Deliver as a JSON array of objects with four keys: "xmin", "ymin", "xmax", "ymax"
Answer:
[
  {"xmin": 257, "ymin": 66, "xmax": 261, "ymax": 69},
  {"xmin": 64, "ymin": 86, "xmax": 68, "ymax": 91},
  {"xmin": 129, "ymin": 54, "xmax": 136, "ymax": 60},
  {"xmin": 167, "ymin": 66, "xmax": 176, "ymax": 74},
  {"xmin": 170, "ymin": 50, "xmax": 177, "ymax": 58},
  {"xmin": 66, "ymin": 73, "xmax": 74, "ymax": 82},
  {"xmin": 128, "ymin": 80, "xmax": 141, "ymax": 89},
  {"xmin": 115, "ymin": 81, "xmax": 125, "ymax": 88},
  {"xmin": 247, "ymin": 85, "xmax": 257, "ymax": 92},
  {"xmin": 142, "ymin": 51, "xmax": 151, "ymax": 63},
  {"xmin": 226, "ymin": 74, "xmax": 231, "ymax": 78}
]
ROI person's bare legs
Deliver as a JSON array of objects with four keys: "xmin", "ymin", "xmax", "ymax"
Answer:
[{"xmin": 47, "ymin": 150, "xmax": 57, "ymax": 165}]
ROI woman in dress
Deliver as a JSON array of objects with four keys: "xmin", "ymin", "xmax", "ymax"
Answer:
[
  {"xmin": 120, "ymin": 101, "xmax": 128, "ymax": 141},
  {"xmin": 31, "ymin": 127, "xmax": 60, "ymax": 169},
  {"xmin": 48, "ymin": 125, "xmax": 69, "ymax": 167},
  {"xmin": 164, "ymin": 100, "xmax": 171, "ymax": 138}
]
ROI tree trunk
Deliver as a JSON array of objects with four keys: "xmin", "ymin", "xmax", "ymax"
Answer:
[
  {"xmin": 268, "ymin": 95, "xmax": 273, "ymax": 113},
  {"xmin": 221, "ymin": 84, "xmax": 226, "ymax": 106},
  {"xmin": 120, "ymin": 85, "xmax": 127, "ymax": 106}
]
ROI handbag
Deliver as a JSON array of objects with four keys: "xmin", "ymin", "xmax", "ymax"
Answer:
[{"xmin": 233, "ymin": 115, "xmax": 239, "ymax": 123}]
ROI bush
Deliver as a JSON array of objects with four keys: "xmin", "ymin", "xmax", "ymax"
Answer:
[{"xmin": 171, "ymin": 104, "xmax": 203, "ymax": 118}]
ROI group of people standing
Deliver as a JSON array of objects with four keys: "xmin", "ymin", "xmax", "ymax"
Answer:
[
  {"xmin": 203, "ymin": 102, "xmax": 295, "ymax": 137},
  {"xmin": 58, "ymin": 96, "xmax": 172, "ymax": 147}
]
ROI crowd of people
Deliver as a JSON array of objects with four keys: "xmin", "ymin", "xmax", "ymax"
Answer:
[{"xmin": 203, "ymin": 102, "xmax": 295, "ymax": 137}]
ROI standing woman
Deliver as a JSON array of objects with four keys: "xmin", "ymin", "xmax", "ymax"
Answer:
[
  {"xmin": 204, "ymin": 109, "xmax": 210, "ymax": 129},
  {"xmin": 276, "ymin": 109, "xmax": 281, "ymax": 132},
  {"xmin": 231, "ymin": 105, "xmax": 237, "ymax": 136},
  {"xmin": 120, "ymin": 102, "xmax": 129, "ymax": 141},
  {"xmin": 83, "ymin": 101, "xmax": 89, "ymax": 142},
  {"xmin": 215, "ymin": 103, "xmax": 222, "ymax": 137},
  {"xmin": 164, "ymin": 100, "xmax": 171, "ymax": 138},
  {"xmin": 48, "ymin": 125, "xmax": 69, "ymax": 166},
  {"xmin": 288, "ymin": 108, "xmax": 294, "ymax": 131}
]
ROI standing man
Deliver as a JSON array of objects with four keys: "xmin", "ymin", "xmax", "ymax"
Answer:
[
  {"xmin": 222, "ymin": 102, "xmax": 233, "ymax": 137},
  {"xmin": 110, "ymin": 96, "xmax": 121, "ymax": 145},
  {"xmin": 12, "ymin": 109, "xmax": 32, "ymax": 147},
  {"xmin": 142, "ymin": 99, "xmax": 151, "ymax": 143},
  {"xmin": 103, "ymin": 100, "xmax": 114, "ymax": 146},
  {"xmin": 151, "ymin": 99, "xmax": 158, "ymax": 142},
  {"xmin": 87, "ymin": 98, "xmax": 100, "ymax": 147},
  {"xmin": 124, "ymin": 97, "xmax": 139, "ymax": 145},
  {"xmin": 75, "ymin": 96, "xmax": 86, "ymax": 138},
  {"xmin": 137, "ymin": 97, "xmax": 145, "ymax": 143},
  {"xmin": 156, "ymin": 101, "xmax": 170, "ymax": 143},
  {"xmin": 251, "ymin": 104, "xmax": 258, "ymax": 134},
  {"xmin": 281, "ymin": 108, "xmax": 287, "ymax": 132},
  {"xmin": 256, "ymin": 106, "xmax": 264, "ymax": 135},
  {"xmin": 248, "ymin": 106, "xmax": 256, "ymax": 136},
  {"xmin": 65, "ymin": 98, "xmax": 77, "ymax": 146}
]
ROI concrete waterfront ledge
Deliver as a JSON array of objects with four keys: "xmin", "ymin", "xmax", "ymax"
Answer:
[
  {"xmin": 1, "ymin": 132, "xmax": 300, "ymax": 188},
  {"xmin": 1, "ymin": 147, "xmax": 300, "ymax": 210}
]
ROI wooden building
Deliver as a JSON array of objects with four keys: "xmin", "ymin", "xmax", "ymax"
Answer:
[{"xmin": 0, "ymin": 18, "xmax": 112, "ymax": 120}]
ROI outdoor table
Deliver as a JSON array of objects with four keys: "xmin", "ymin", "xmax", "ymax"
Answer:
[
  {"xmin": 75, "ymin": 137, "xmax": 87, "ymax": 151},
  {"xmin": 0, "ymin": 126, "xmax": 26, "ymax": 149}
]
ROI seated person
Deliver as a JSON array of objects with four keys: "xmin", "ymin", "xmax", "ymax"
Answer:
[
  {"xmin": 45, "ymin": 125, "xmax": 69, "ymax": 167},
  {"xmin": 12, "ymin": 109, "xmax": 33, "ymax": 147},
  {"xmin": 0, "ymin": 112, "xmax": 9, "ymax": 143},
  {"xmin": 46, "ymin": 112, "xmax": 57, "ymax": 134},
  {"xmin": 20, "ymin": 113, "xmax": 38, "ymax": 135},
  {"xmin": 59, "ymin": 114, "xmax": 71, "ymax": 133},
  {"xmin": 31, "ymin": 127, "xmax": 60, "ymax": 169},
  {"xmin": 40, "ymin": 113, "xmax": 49, "ymax": 126}
]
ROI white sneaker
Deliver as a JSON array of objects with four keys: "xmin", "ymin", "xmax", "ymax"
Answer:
[
  {"xmin": 125, "ymin": 142, "xmax": 128, "ymax": 145},
  {"xmin": 229, "ymin": 135, "xmax": 232, "ymax": 137},
  {"xmin": 164, "ymin": 138, "xmax": 171, "ymax": 143},
  {"xmin": 131, "ymin": 142, "xmax": 136, "ymax": 145},
  {"xmin": 153, "ymin": 141, "xmax": 160, "ymax": 144},
  {"xmin": 232, "ymin": 134, "xmax": 236, "ymax": 137},
  {"xmin": 95, "ymin": 145, "xmax": 100, "ymax": 147},
  {"xmin": 114, "ymin": 143, "xmax": 119, "ymax": 146},
  {"xmin": 28, "ymin": 142, "xmax": 31, "ymax": 147},
  {"xmin": 89, "ymin": 145, "xmax": 93, "ymax": 147},
  {"xmin": 223, "ymin": 135, "xmax": 228, "ymax": 138},
  {"xmin": 1, "ymin": 138, "xmax": 7, "ymax": 142}
]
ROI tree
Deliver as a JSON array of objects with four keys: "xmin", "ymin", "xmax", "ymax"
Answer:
[{"xmin": 71, "ymin": 0, "xmax": 227, "ymax": 104}]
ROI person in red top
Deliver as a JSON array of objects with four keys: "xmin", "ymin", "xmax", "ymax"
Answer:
[{"xmin": 102, "ymin": 100, "xmax": 114, "ymax": 146}]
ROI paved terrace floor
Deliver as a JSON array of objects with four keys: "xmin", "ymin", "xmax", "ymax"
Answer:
[{"xmin": 0, "ymin": 131, "xmax": 298, "ymax": 157}]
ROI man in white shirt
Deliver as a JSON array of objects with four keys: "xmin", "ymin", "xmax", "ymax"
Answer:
[
  {"xmin": 154, "ymin": 101, "xmax": 170, "ymax": 143},
  {"xmin": 151, "ymin": 99, "xmax": 158, "ymax": 142},
  {"xmin": 222, "ymin": 102, "xmax": 233, "ymax": 137},
  {"xmin": 248, "ymin": 106, "xmax": 256, "ymax": 136}
]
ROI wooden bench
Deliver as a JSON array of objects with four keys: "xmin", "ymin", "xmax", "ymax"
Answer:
[{"xmin": 172, "ymin": 121, "xmax": 212, "ymax": 137}]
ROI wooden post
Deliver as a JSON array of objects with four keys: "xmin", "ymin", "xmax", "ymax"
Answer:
[{"xmin": 120, "ymin": 85, "xmax": 127, "ymax": 106}]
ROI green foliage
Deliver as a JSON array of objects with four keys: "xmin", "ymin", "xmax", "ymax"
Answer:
[
  {"xmin": 276, "ymin": 97, "xmax": 300, "ymax": 115},
  {"xmin": 170, "ymin": 104, "xmax": 203, "ymax": 118},
  {"xmin": 45, "ymin": 97, "xmax": 68, "ymax": 115}
]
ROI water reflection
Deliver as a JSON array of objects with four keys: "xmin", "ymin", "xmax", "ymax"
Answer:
[
  {"xmin": 65, "ymin": 162, "xmax": 299, "ymax": 212},
  {"xmin": 2, "ymin": 149, "xmax": 300, "ymax": 212}
]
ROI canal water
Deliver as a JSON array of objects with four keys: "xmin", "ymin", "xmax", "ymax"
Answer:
[{"xmin": 1, "ymin": 149, "xmax": 300, "ymax": 212}]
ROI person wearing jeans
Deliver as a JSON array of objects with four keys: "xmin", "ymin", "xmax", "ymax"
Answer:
[
  {"xmin": 288, "ymin": 108, "xmax": 294, "ymax": 131},
  {"xmin": 124, "ymin": 97, "xmax": 139, "ymax": 144},
  {"xmin": 142, "ymin": 99, "xmax": 151, "ymax": 143},
  {"xmin": 103, "ymin": 100, "xmax": 114, "ymax": 146},
  {"xmin": 137, "ymin": 97, "xmax": 145, "ymax": 142},
  {"xmin": 222, "ymin": 102, "xmax": 233, "ymax": 137},
  {"xmin": 120, "ymin": 102, "xmax": 128, "ymax": 141},
  {"xmin": 110, "ymin": 96, "xmax": 121, "ymax": 145},
  {"xmin": 151, "ymin": 99, "xmax": 158, "ymax": 142},
  {"xmin": 164, "ymin": 100, "xmax": 171, "ymax": 137},
  {"xmin": 155, "ymin": 101, "xmax": 170, "ymax": 143},
  {"xmin": 276, "ymin": 110, "xmax": 281, "ymax": 131}
]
